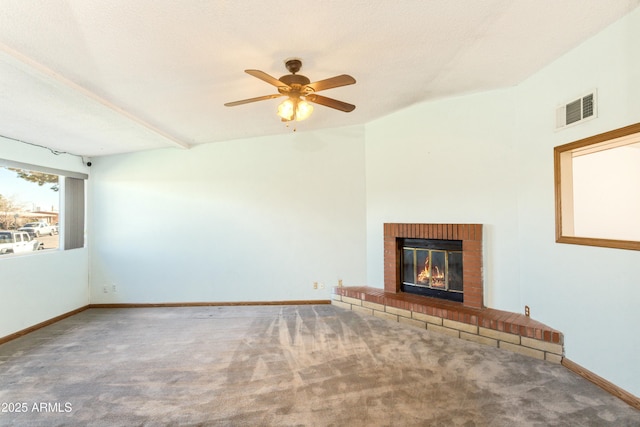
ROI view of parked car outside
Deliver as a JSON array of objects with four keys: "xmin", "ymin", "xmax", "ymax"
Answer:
[
  {"xmin": 0, "ymin": 230, "xmax": 44, "ymax": 254},
  {"xmin": 18, "ymin": 221, "xmax": 56, "ymax": 237},
  {"xmin": 1, "ymin": 166, "xmax": 60, "ymax": 255}
]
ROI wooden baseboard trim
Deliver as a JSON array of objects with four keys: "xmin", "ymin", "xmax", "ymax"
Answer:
[
  {"xmin": 0, "ymin": 301, "xmax": 331, "ymax": 344},
  {"xmin": 0, "ymin": 305, "xmax": 90, "ymax": 346},
  {"xmin": 88, "ymin": 300, "xmax": 332, "ymax": 308},
  {"xmin": 562, "ymin": 358, "xmax": 640, "ymax": 410}
]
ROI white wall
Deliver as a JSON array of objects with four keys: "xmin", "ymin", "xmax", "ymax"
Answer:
[
  {"xmin": 0, "ymin": 137, "xmax": 89, "ymax": 338},
  {"xmin": 88, "ymin": 126, "xmax": 367, "ymax": 303},
  {"xmin": 365, "ymin": 88, "xmax": 521, "ymax": 310},
  {"xmin": 513, "ymin": 7, "xmax": 640, "ymax": 396},
  {"xmin": 365, "ymin": 7, "xmax": 640, "ymax": 396}
]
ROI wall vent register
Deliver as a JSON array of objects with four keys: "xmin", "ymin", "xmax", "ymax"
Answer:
[{"xmin": 556, "ymin": 90, "xmax": 597, "ymax": 129}]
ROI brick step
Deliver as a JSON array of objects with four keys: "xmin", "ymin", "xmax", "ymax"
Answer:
[{"xmin": 332, "ymin": 286, "xmax": 564, "ymax": 363}]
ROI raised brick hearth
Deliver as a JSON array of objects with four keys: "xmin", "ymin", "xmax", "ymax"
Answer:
[
  {"xmin": 384, "ymin": 223, "xmax": 483, "ymax": 308},
  {"xmin": 332, "ymin": 286, "xmax": 564, "ymax": 362}
]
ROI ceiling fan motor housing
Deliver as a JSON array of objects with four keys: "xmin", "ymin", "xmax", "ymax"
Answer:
[{"xmin": 279, "ymin": 74, "xmax": 311, "ymax": 92}]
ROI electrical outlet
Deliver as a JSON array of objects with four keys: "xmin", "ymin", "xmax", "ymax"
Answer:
[
  {"xmin": 103, "ymin": 285, "xmax": 108, "ymax": 293},
  {"xmin": 313, "ymin": 282, "xmax": 318, "ymax": 289},
  {"xmin": 319, "ymin": 283, "xmax": 324, "ymax": 289},
  {"xmin": 112, "ymin": 284, "xmax": 117, "ymax": 293},
  {"xmin": 338, "ymin": 279, "xmax": 343, "ymax": 287}
]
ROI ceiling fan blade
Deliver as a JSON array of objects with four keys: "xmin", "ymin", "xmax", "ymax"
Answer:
[
  {"xmin": 305, "ymin": 94, "xmax": 355, "ymax": 112},
  {"xmin": 224, "ymin": 94, "xmax": 283, "ymax": 107},
  {"xmin": 245, "ymin": 69, "xmax": 291, "ymax": 89},
  {"xmin": 305, "ymin": 74, "xmax": 356, "ymax": 92}
]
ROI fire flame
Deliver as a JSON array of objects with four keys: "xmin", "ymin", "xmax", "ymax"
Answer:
[
  {"xmin": 417, "ymin": 258, "xmax": 445, "ymax": 288},
  {"xmin": 417, "ymin": 258, "xmax": 430, "ymax": 283},
  {"xmin": 431, "ymin": 265, "xmax": 446, "ymax": 288}
]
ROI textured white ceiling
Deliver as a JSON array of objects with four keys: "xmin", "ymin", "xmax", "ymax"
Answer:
[{"xmin": 0, "ymin": 0, "xmax": 639, "ymax": 157}]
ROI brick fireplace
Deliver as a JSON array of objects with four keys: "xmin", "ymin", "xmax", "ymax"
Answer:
[
  {"xmin": 332, "ymin": 222, "xmax": 564, "ymax": 363},
  {"xmin": 384, "ymin": 223, "xmax": 483, "ymax": 309}
]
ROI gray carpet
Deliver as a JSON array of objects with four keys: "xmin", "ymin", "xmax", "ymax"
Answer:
[{"xmin": 0, "ymin": 305, "xmax": 637, "ymax": 426}]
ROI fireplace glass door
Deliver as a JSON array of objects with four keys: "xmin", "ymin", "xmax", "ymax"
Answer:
[{"xmin": 400, "ymin": 239, "xmax": 463, "ymax": 302}]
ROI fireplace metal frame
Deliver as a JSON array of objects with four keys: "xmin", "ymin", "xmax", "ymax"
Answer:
[
  {"xmin": 399, "ymin": 238, "xmax": 463, "ymax": 302},
  {"xmin": 384, "ymin": 223, "xmax": 483, "ymax": 309}
]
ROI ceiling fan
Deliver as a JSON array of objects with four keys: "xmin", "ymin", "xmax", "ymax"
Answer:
[{"xmin": 224, "ymin": 59, "xmax": 356, "ymax": 122}]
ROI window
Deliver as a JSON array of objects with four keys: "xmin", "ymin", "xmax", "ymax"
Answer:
[
  {"xmin": 554, "ymin": 122, "xmax": 640, "ymax": 251},
  {"xmin": 0, "ymin": 159, "xmax": 86, "ymax": 256}
]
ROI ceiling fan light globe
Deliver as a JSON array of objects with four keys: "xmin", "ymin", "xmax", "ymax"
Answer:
[
  {"xmin": 295, "ymin": 100, "xmax": 313, "ymax": 121},
  {"xmin": 277, "ymin": 99, "xmax": 294, "ymax": 121}
]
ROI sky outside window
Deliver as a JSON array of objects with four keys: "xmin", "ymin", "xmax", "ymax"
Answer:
[{"xmin": 0, "ymin": 166, "xmax": 59, "ymax": 212}]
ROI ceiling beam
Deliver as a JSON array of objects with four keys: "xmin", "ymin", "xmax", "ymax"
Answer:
[{"xmin": 0, "ymin": 41, "xmax": 191, "ymax": 151}]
